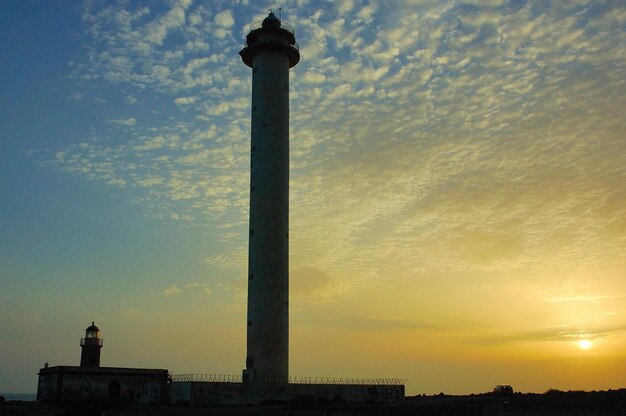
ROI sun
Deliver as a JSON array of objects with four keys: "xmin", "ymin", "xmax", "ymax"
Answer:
[{"xmin": 578, "ymin": 339, "xmax": 592, "ymax": 350}]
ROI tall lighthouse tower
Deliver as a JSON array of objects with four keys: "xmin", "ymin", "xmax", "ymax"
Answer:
[
  {"xmin": 80, "ymin": 321, "xmax": 103, "ymax": 367},
  {"xmin": 240, "ymin": 11, "xmax": 299, "ymax": 385}
]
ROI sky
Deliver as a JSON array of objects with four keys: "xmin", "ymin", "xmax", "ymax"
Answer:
[{"xmin": 1, "ymin": 0, "xmax": 625, "ymax": 396}]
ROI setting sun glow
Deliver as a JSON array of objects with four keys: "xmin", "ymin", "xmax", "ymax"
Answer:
[{"xmin": 578, "ymin": 339, "xmax": 592, "ymax": 350}]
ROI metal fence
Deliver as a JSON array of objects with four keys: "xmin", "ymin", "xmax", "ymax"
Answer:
[
  {"xmin": 289, "ymin": 377, "xmax": 407, "ymax": 386},
  {"xmin": 171, "ymin": 373, "xmax": 406, "ymax": 386},
  {"xmin": 172, "ymin": 373, "xmax": 242, "ymax": 383}
]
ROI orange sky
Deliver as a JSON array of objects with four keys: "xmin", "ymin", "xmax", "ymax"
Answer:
[{"xmin": 1, "ymin": 1, "xmax": 625, "ymax": 395}]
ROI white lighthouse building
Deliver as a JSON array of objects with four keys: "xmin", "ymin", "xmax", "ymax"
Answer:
[
  {"xmin": 133, "ymin": 10, "xmax": 403, "ymax": 404},
  {"xmin": 240, "ymin": 10, "xmax": 300, "ymax": 385}
]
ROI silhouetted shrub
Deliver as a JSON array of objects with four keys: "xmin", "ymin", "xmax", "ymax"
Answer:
[
  {"xmin": 289, "ymin": 394, "xmax": 332, "ymax": 409},
  {"xmin": 493, "ymin": 385, "xmax": 514, "ymax": 395},
  {"xmin": 60, "ymin": 399, "xmax": 128, "ymax": 416},
  {"xmin": 290, "ymin": 394, "xmax": 314, "ymax": 406},
  {"xmin": 260, "ymin": 398, "xmax": 287, "ymax": 406},
  {"xmin": 333, "ymin": 394, "xmax": 346, "ymax": 403}
]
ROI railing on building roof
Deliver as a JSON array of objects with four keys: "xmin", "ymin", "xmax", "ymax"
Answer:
[
  {"xmin": 248, "ymin": 19, "xmax": 295, "ymax": 35},
  {"xmin": 171, "ymin": 373, "xmax": 406, "ymax": 386},
  {"xmin": 243, "ymin": 20, "xmax": 299, "ymax": 52},
  {"xmin": 242, "ymin": 39, "xmax": 300, "ymax": 52}
]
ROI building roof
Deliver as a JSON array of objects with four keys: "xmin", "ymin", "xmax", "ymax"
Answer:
[{"xmin": 38, "ymin": 365, "xmax": 168, "ymax": 376}]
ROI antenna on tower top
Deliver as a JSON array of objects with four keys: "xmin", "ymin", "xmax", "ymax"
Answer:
[{"xmin": 267, "ymin": 7, "xmax": 282, "ymax": 20}]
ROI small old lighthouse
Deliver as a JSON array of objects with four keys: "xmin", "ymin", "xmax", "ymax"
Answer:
[
  {"xmin": 240, "ymin": 10, "xmax": 299, "ymax": 385},
  {"xmin": 80, "ymin": 321, "xmax": 103, "ymax": 367}
]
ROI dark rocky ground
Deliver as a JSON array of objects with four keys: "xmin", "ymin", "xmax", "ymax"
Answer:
[{"xmin": 1, "ymin": 389, "xmax": 624, "ymax": 416}]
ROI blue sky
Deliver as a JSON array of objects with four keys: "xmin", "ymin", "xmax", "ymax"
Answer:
[{"xmin": 1, "ymin": 0, "xmax": 625, "ymax": 395}]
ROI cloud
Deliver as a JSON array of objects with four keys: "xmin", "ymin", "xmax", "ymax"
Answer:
[
  {"xmin": 291, "ymin": 266, "xmax": 343, "ymax": 304},
  {"xmin": 301, "ymin": 71, "xmax": 326, "ymax": 84},
  {"xmin": 544, "ymin": 295, "xmax": 626, "ymax": 304},
  {"xmin": 321, "ymin": 315, "xmax": 446, "ymax": 332},
  {"xmin": 75, "ymin": 1, "xmax": 242, "ymax": 93},
  {"xmin": 185, "ymin": 282, "xmax": 213, "ymax": 295},
  {"xmin": 174, "ymin": 96, "xmax": 197, "ymax": 106},
  {"xmin": 106, "ymin": 118, "xmax": 136, "ymax": 126},
  {"xmin": 135, "ymin": 176, "xmax": 165, "ymax": 187},
  {"xmin": 162, "ymin": 282, "xmax": 219, "ymax": 297},
  {"xmin": 143, "ymin": 0, "xmax": 190, "ymax": 45},
  {"xmin": 68, "ymin": 91, "xmax": 83, "ymax": 100},
  {"xmin": 214, "ymin": 10, "xmax": 234, "ymax": 28},
  {"xmin": 162, "ymin": 285, "xmax": 182, "ymax": 296},
  {"xmin": 203, "ymin": 246, "xmax": 247, "ymax": 270},
  {"xmin": 481, "ymin": 324, "xmax": 626, "ymax": 345},
  {"xmin": 106, "ymin": 177, "xmax": 126, "ymax": 187},
  {"xmin": 46, "ymin": 1, "xmax": 626, "ymax": 308}
]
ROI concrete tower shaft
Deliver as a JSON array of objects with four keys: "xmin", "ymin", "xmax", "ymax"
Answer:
[{"xmin": 240, "ymin": 12, "xmax": 299, "ymax": 385}]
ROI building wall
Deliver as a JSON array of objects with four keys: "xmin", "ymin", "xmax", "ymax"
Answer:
[
  {"xmin": 170, "ymin": 381, "xmax": 405, "ymax": 405},
  {"xmin": 171, "ymin": 381, "xmax": 244, "ymax": 406},
  {"xmin": 37, "ymin": 366, "xmax": 169, "ymax": 405},
  {"xmin": 37, "ymin": 372, "xmax": 59, "ymax": 401},
  {"xmin": 288, "ymin": 383, "xmax": 405, "ymax": 403}
]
